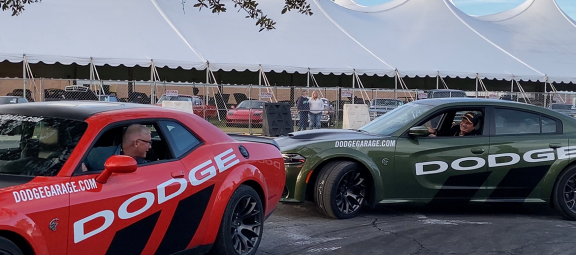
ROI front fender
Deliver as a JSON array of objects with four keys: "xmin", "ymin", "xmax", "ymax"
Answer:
[
  {"xmin": 200, "ymin": 163, "xmax": 268, "ymax": 246},
  {"xmin": 292, "ymin": 147, "xmax": 384, "ymax": 205},
  {"xmin": 540, "ymin": 158, "xmax": 576, "ymax": 201},
  {"xmin": 0, "ymin": 208, "xmax": 48, "ymax": 255}
]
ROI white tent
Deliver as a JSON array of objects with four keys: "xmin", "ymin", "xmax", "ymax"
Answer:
[{"xmin": 0, "ymin": 0, "xmax": 574, "ymax": 82}]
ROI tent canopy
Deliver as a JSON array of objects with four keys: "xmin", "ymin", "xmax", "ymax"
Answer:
[{"xmin": 1, "ymin": 0, "xmax": 575, "ymax": 82}]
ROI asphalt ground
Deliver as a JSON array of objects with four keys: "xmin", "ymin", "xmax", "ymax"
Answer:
[{"xmin": 257, "ymin": 202, "xmax": 576, "ymax": 255}]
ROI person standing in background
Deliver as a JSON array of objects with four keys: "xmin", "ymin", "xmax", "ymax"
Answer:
[
  {"xmin": 296, "ymin": 91, "xmax": 310, "ymax": 131},
  {"xmin": 308, "ymin": 91, "xmax": 323, "ymax": 130}
]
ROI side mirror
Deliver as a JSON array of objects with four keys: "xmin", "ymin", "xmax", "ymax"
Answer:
[
  {"xmin": 408, "ymin": 126, "xmax": 430, "ymax": 137},
  {"xmin": 96, "ymin": 155, "xmax": 138, "ymax": 184}
]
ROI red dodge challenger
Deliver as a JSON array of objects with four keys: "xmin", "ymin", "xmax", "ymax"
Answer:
[{"xmin": 0, "ymin": 101, "xmax": 285, "ymax": 255}]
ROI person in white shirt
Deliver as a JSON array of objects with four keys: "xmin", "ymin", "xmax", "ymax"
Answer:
[{"xmin": 308, "ymin": 91, "xmax": 324, "ymax": 129}]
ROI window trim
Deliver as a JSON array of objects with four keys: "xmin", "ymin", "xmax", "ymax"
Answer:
[
  {"xmin": 72, "ymin": 118, "xmax": 184, "ymax": 176},
  {"xmin": 489, "ymin": 106, "xmax": 563, "ymax": 137}
]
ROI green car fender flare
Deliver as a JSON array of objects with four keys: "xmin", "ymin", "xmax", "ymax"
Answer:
[
  {"xmin": 541, "ymin": 158, "xmax": 576, "ymax": 201},
  {"xmin": 299, "ymin": 147, "xmax": 385, "ymax": 206}
]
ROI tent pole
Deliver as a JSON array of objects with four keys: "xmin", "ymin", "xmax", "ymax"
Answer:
[
  {"xmin": 475, "ymin": 74, "xmax": 479, "ymax": 98},
  {"xmin": 258, "ymin": 65, "xmax": 262, "ymax": 100},
  {"xmin": 394, "ymin": 70, "xmax": 398, "ymax": 100},
  {"xmin": 90, "ymin": 57, "xmax": 95, "ymax": 92},
  {"xmin": 352, "ymin": 70, "xmax": 356, "ymax": 104},
  {"xmin": 205, "ymin": 62, "xmax": 210, "ymax": 84},
  {"xmin": 436, "ymin": 72, "xmax": 439, "ymax": 90},
  {"xmin": 151, "ymin": 60, "xmax": 156, "ymax": 105},
  {"xmin": 22, "ymin": 55, "xmax": 26, "ymax": 98},
  {"xmin": 307, "ymin": 68, "xmax": 310, "ymax": 88},
  {"xmin": 544, "ymin": 76, "xmax": 548, "ymax": 108}
]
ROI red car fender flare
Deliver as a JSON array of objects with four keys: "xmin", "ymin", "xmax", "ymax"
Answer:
[
  {"xmin": 0, "ymin": 209, "xmax": 49, "ymax": 255},
  {"xmin": 200, "ymin": 163, "xmax": 268, "ymax": 245}
]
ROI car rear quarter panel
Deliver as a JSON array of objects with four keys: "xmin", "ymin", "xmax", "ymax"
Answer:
[{"xmin": 189, "ymin": 141, "xmax": 284, "ymax": 247}]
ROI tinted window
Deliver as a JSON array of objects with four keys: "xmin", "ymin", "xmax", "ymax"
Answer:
[
  {"xmin": 0, "ymin": 115, "xmax": 87, "ymax": 176},
  {"xmin": 236, "ymin": 101, "xmax": 265, "ymax": 109},
  {"xmin": 541, "ymin": 116, "xmax": 558, "ymax": 133},
  {"xmin": 159, "ymin": 121, "xmax": 201, "ymax": 158},
  {"xmin": 494, "ymin": 109, "xmax": 540, "ymax": 135}
]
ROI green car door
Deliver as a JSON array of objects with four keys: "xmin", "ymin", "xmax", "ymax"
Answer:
[
  {"xmin": 393, "ymin": 107, "xmax": 490, "ymax": 203},
  {"xmin": 485, "ymin": 106, "xmax": 568, "ymax": 201}
]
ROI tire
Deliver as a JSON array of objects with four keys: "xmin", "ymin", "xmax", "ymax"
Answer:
[
  {"xmin": 210, "ymin": 185, "xmax": 264, "ymax": 255},
  {"xmin": 314, "ymin": 161, "xmax": 367, "ymax": 219},
  {"xmin": 553, "ymin": 165, "xmax": 576, "ymax": 220},
  {"xmin": 0, "ymin": 236, "xmax": 23, "ymax": 255}
]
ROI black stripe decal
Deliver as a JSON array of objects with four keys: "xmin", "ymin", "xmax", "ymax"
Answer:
[
  {"xmin": 488, "ymin": 165, "xmax": 550, "ymax": 199},
  {"xmin": 154, "ymin": 185, "xmax": 215, "ymax": 255},
  {"xmin": 105, "ymin": 211, "xmax": 161, "ymax": 255},
  {"xmin": 429, "ymin": 172, "xmax": 491, "ymax": 205}
]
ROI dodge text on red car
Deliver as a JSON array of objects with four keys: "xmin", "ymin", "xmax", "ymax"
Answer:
[{"xmin": 0, "ymin": 101, "xmax": 284, "ymax": 255}]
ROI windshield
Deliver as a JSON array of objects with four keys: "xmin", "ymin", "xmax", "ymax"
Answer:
[
  {"xmin": 371, "ymin": 99, "xmax": 402, "ymax": 107},
  {"xmin": 360, "ymin": 102, "xmax": 434, "ymax": 135},
  {"xmin": 0, "ymin": 97, "xmax": 22, "ymax": 104},
  {"xmin": 157, "ymin": 96, "xmax": 192, "ymax": 103},
  {"xmin": 236, "ymin": 100, "xmax": 265, "ymax": 109},
  {"xmin": 0, "ymin": 115, "xmax": 87, "ymax": 177},
  {"xmin": 551, "ymin": 104, "xmax": 572, "ymax": 110}
]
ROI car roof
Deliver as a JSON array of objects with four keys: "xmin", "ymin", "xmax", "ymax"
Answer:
[
  {"xmin": 0, "ymin": 101, "xmax": 158, "ymax": 121},
  {"xmin": 414, "ymin": 97, "xmax": 530, "ymax": 107}
]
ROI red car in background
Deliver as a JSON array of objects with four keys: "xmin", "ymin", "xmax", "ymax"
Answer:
[
  {"xmin": 226, "ymin": 100, "xmax": 267, "ymax": 127},
  {"xmin": 0, "ymin": 101, "xmax": 284, "ymax": 255},
  {"xmin": 156, "ymin": 94, "xmax": 218, "ymax": 118}
]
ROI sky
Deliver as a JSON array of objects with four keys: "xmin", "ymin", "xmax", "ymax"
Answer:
[{"xmin": 353, "ymin": 0, "xmax": 576, "ymax": 19}]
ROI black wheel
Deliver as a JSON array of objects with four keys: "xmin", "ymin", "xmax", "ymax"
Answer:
[
  {"xmin": 553, "ymin": 165, "xmax": 576, "ymax": 220},
  {"xmin": 210, "ymin": 185, "xmax": 264, "ymax": 255},
  {"xmin": 0, "ymin": 237, "xmax": 23, "ymax": 255},
  {"xmin": 314, "ymin": 161, "xmax": 367, "ymax": 219}
]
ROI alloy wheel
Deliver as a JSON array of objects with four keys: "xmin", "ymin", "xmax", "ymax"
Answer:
[
  {"xmin": 230, "ymin": 195, "xmax": 262, "ymax": 255},
  {"xmin": 335, "ymin": 170, "xmax": 366, "ymax": 215},
  {"xmin": 563, "ymin": 174, "xmax": 576, "ymax": 213}
]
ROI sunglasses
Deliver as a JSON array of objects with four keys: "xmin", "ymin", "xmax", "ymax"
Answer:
[{"xmin": 137, "ymin": 139, "xmax": 153, "ymax": 145}]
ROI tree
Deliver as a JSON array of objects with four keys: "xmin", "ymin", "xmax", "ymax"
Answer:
[{"xmin": 1, "ymin": 0, "xmax": 313, "ymax": 32}]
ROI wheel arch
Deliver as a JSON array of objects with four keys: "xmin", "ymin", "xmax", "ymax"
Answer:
[
  {"xmin": 305, "ymin": 155, "xmax": 381, "ymax": 207},
  {"xmin": 241, "ymin": 180, "xmax": 266, "ymax": 214},
  {"xmin": 542, "ymin": 159, "xmax": 576, "ymax": 206},
  {"xmin": 0, "ymin": 230, "xmax": 34, "ymax": 255}
]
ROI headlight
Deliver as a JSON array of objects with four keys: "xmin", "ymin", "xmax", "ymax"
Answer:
[
  {"xmin": 254, "ymin": 112, "xmax": 262, "ymax": 116},
  {"xmin": 283, "ymin": 153, "xmax": 306, "ymax": 165},
  {"xmin": 227, "ymin": 112, "xmax": 235, "ymax": 116}
]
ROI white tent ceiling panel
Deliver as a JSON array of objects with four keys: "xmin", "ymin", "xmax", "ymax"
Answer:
[
  {"xmin": 0, "ymin": 0, "xmax": 205, "ymax": 68},
  {"xmin": 154, "ymin": 0, "xmax": 394, "ymax": 75},
  {"xmin": 452, "ymin": 0, "xmax": 576, "ymax": 83},
  {"xmin": 318, "ymin": 0, "xmax": 544, "ymax": 81}
]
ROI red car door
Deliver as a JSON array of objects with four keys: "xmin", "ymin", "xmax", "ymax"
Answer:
[{"xmin": 66, "ymin": 161, "xmax": 188, "ymax": 254}]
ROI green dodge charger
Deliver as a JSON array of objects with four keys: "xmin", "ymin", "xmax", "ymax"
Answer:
[{"xmin": 276, "ymin": 98, "xmax": 576, "ymax": 220}]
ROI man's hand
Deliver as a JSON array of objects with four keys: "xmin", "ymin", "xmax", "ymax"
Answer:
[{"xmin": 427, "ymin": 127, "xmax": 437, "ymax": 137}]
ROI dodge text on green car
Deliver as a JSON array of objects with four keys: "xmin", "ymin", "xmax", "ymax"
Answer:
[{"xmin": 276, "ymin": 98, "xmax": 576, "ymax": 220}]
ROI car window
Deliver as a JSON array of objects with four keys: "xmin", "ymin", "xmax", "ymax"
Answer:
[
  {"xmin": 494, "ymin": 109, "xmax": 541, "ymax": 135},
  {"xmin": 541, "ymin": 116, "xmax": 557, "ymax": 133},
  {"xmin": 159, "ymin": 121, "xmax": 201, "ymax": 158},
  {"xmin": 81, "ymin": 122, "xmax": 173, "ymax": 172},
  {"xmin": 0, "ymin": 115, "xmax": 87, "ymax": 176},
  {"xmin": 361, "ymin": 102, "xmax": 434, "ymax": 135}
]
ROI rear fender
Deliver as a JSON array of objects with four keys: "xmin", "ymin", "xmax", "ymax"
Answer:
[
  {"xmin": 199, "ymin": 163, "xmax": 267, "ymax": 246},
  {"xmin": 541, "ymin": 158, "xmax": 576, "ymax": 201},
  {"xmin": 0, "ymin": 208, "xmax": 48, "ymax": 255}
]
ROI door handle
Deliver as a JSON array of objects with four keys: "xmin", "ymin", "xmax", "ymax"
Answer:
[
  {"xmin": 171, "ymin": 171, "xmax": 185, "ymax": 178},
  {"xmin": 471, "ymin": 148, "xmax": 485, "ymax": 154},
  {"xmin": 549, "ymin": 143, "xmax": 562, "ymax": 149}
]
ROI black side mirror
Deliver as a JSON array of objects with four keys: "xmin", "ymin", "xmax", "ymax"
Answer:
[{"xmin": 409, "ymin": 126, "xmax": 429, "ymax": 137}]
